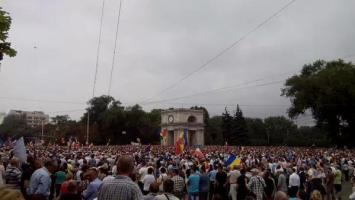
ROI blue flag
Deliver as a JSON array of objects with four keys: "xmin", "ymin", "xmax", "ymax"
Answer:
[{"xmin": 225, "ymin": 154, "xmax": 237, "ymax": 166}]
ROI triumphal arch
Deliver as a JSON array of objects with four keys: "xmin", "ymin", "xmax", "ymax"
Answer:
[{"xmin": 161, "ymin": 108, "xmax": 204, "ymax": 146}]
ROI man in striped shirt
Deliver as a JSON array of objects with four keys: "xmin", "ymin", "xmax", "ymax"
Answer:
[
  {"xmin": 171, "ymin": 168, "xmax": 185, "ymax": 199},
  {"xmin": 97, "ymin": 156, "xmax": 143, "ymax": 200}
]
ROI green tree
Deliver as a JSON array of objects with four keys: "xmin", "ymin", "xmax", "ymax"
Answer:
[
  {"xmin": 263, "ymin": 116, "xmax": 297, "ymax": 145},
  {"xmin": 282, "ymin": 59, "xmax": 355, "ymax": 146},
  {"xmin": 81, "ymin": 95, "xmax": 121, "ymax": 124},
  {"xmin": 231, "ymin": 105, "xmax": 248, "ymax": 145},
  {"xmin": 0, "ymin": 115, "xmax": 35, "ymax": 138},
  {"xmin": 206, "ymin": 116, "xmax": 224, "ymax": 145},
  {"xmin": 246, "ymin": 118, "xmax": 267, "ymax": 145},
  {"xmin": 221, "ymin": 107, "xmax": 233, "ymax": 145},
  {"xmin": 0, "ymin": 7, "xmax": 17, "ymax": 60}
]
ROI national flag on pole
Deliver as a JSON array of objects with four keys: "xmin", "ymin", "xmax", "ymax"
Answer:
[
  {"xmin": 225, "ymin": 154, "xmax": 241, "ymax": 168},
  {"xmin": 175, "ymin": 131, "xmax": 185, "ymax": 155},
  {"xmin": 13, "ymin": 137, "xmax": 27, "ymax": 163}
]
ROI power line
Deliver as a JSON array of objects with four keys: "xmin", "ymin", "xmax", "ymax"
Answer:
[
  {"xmin": 92, "ymin": 0, "xmax": 106, "ymax": 98},
  {"xmin": 142, "ymin": 79, "xmax": 285, "ymax": 105},
  {"xmin": 108, "ymin": 0, "xmax": 123, "ymax": 95},
  {"xmin": 143, "ymin": 69, "xmax": 296, "ymax": 105},
  {"xmin": 88, "ymin": 0, "xmax": 106, "ymax": 144},
  {"xmin": 141, "ymin": 0, "xmax": 297, "ymax": 103},
  {"xmin": 148, "ymin": 102, "xmax": 290, "ymax": 107}
]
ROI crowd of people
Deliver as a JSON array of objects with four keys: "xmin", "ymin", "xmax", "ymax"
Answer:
[{"xmin": 0, "ymin": 144, "xmax": 355, "ymax": 200}]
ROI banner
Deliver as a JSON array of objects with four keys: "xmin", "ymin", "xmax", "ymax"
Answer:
[{"xmin": 13, "ymin": 137, "xmax": 27, "ymax": 163}]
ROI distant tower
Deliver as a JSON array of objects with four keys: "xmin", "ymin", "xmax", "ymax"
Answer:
[{"xmin": 161, "ymin": 108, "xmax": 204, "ymax": 146}]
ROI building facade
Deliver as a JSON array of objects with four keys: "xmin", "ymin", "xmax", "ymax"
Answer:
[
  {"xmin": 161, "ymin": 108, "xmax": 204, "ymax": 146},
  {"xmin": 8, "ymin": 110, "xmax": 49, "ymax": 127}
]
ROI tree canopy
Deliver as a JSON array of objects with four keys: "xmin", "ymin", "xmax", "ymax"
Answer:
[
  {"xmin": 0, "ymin": 7, "xmax": 16, "ymax": 60},
  {"xmin": 282, "ymin": 59, "xmax": 355, "ymax": 146}
]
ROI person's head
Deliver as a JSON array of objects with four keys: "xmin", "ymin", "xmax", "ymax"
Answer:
[
  {"xmin": 163, "ymin": 179, "xmax": 174, "ymax": 193},
  {"xmin": 311, "ymin": 190, "xmax": 322, "ymax": 200},
  {"xmin": 117, "ymin": 156, "xmax": 134, "ymax": 176},
  {"xmin": 84, "ymin": 168, "xmax": 98, "ymax": 182},
  {"xmin": 160, "ymin": 167, "xmax": 166, "ymax": 174},
  {"xmin": 172, "ymin": 168, "xmax": 179, "ymax": 176},
  {"xmin": 292, "ymin": 167, "xmax": 297, "ymax": 173},
  {"xmin": 9, "ymin": 157, "xmax": 19, "ymax": 168},
  {"xmin": 217, "ymin": 164, "xmax": 223, "ymax": 172},
  {"xmin": 200, "ymin": 165, "xmax": 206, "ymax": 173},
  {"xmin": 251, "ymin": 168, "xmax": 259, "ymax": 176},
  {"xmin": 240, "ymin": 168, "xmax": 246, "ymax": 175},
  {"xmin": 274, "ymin": 191, "xmax": 288, "ymax": 200},
  {"xmin": 191, "ymin": 164, "xmax": 197, "ymax": 173},
  {"xmin": 0, "ymin": 186, "xmax": 25, "ymax": 200},
  {"xmin": 264, "ymin": 170, "xmax": 270, "ymax": 178},
  {"xmin": 66, "ymin": 173, "xmax": 73, "ymax": 181},
  {"xmin": 149, "ymin": 182, "xmax": 159, "ymax": 194},
  {"xmin": 67, "ymin": 180, "xmax": 78, "ymax": 194},
  {"xmin": 44, "ymin": 159, "xmax": 58, "ymax": 174},
  {"xmin": 148, "ymin": 167, "xmax": 154, "ymax": 175}
]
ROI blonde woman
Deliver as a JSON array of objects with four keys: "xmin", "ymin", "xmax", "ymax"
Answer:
[{"xmin": 311, "ymin": 190, "xmax": 323, "ymax": 200}]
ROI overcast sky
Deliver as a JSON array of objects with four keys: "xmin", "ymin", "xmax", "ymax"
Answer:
[{"xmin": 1, "ymin": 0, "xmax": 355, "ymax": 125}]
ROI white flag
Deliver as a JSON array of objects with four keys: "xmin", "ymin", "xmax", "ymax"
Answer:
[{"xmin": 13, "ymin": 137, "xmax": 27, "ymax": 163}]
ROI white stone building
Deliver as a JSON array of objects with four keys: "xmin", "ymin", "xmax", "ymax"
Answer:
[{"xmin": 8, "ymin": 110, "xmax": 49, "ymax": 127}]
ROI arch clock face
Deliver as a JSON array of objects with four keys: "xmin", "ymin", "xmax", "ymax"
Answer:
[{"xmin": 168, "ymin": 115, "xmax": 174, "ymax": 123}]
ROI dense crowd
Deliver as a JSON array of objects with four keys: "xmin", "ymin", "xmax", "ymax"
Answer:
[{"xmin": 0, "ymin": 144, "xmax": 355, "ymax": 200}]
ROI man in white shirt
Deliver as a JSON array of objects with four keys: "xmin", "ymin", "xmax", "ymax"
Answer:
[
  {"xmin": 138, "ymin": 162, "xmax": 148, "ymax": 191},
  {"xmin": 228, "ymin": 165, "xmax": 240, "ymax": 200},
  {"xmin": 289, "ymin": 168, "xmax": 300, "ymax": 198},
  {"xmin": 143, "ymin": 167, "xmax": 156, "ymax": 195}
]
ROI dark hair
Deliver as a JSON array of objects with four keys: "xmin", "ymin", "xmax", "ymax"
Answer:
[
  {"xmin": 117, "ymin": 156, "xmax": 134, "ymax": 174},
  {"xmin": 149, "ymin": 182, "xmax": 159, "ymax": 193},
  {"xmin": 160, "ymin": 167, "xmax": 166, "ymax": 173},
  {"xmin": 148, "ymin": 167, "xmax": 154, "ymax": 174},
  {"xmin": 163, "ymin": 179, "xmax": 174, "ymax": 193},
  {"xmin": 44, "ymin": 159, "xmax": 57, "ymax": 168},
  {"xmin": 67, "ymin": 181, "xmax": 77, "ymax": 193},
  {"xmin": 191, "ymin": 164, "xmax": 197, "ymax": 172},
  {"xmin": 201, "ymin": 165, "xmax": 206, "ymax": 173}
]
